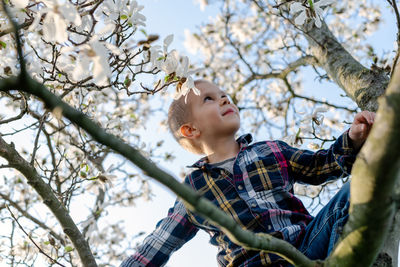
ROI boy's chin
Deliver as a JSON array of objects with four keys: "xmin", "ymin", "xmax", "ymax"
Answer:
[{"xmin": 221, "ymin": 125, "xmax": 240, "ymax": 136}]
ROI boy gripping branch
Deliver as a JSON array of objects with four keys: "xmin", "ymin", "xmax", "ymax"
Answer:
[{"xmin": 121, "ymin": 80, "xmax": 375, "ymax": 267}]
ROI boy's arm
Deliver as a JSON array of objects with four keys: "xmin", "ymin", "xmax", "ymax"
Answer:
[
  {"xmin": 120, "ymin": 200, "xmax": 198, "ymax": 267},
  {"xmin": 280, "ymin": 111, "xmax": 375, "ymax": 185}
]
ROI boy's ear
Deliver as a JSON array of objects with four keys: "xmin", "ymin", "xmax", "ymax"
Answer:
[{"xmin": 180, "ymin": 124, "xmax": 200, "ymax": 139}]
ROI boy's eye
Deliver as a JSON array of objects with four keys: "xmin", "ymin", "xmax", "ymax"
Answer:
[{"xmin": 204, "ymin": 96, "xmax": 213, "ymax": 102}]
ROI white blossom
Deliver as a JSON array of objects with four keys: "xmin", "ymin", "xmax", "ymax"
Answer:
[
  {"xmin": 10, "ymin": 0, "xmax": 29, "ymax": 8},
  {"xmin": 290, "ymin": 0, "xmax": 334, "ymax": 28}
]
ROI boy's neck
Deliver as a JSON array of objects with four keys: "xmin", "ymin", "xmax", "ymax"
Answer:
[{"xmin": 202, "ymin": 135, "xmax": 240, "ymax": 164}]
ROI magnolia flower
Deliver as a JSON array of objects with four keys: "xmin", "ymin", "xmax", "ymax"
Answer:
[
  {"xmin": 290, "ymin": 0, "xmax": 334, "ymax": 28},
  {"xmin": 160, "ymin": 49, "xmax": 179, "ymax": 74},
  {"xmin": 147, "ymin": 45, "xmax": 163, "ymax": 68},
  {"xmin": 163, "ymin": 34, "xmax": 174, "ymax": 55},
  {"xmin": 43, "ymin": 12, "xmax": 68, "ymax": 43},
  {"xmin": 67, "ymin": 36, "xmax": 117, "ymax": 86},
  {"xmin": 302, "ymin": 107, "xmax": 327, "ymax": 125},
  {"xmin": 29, "ymin": 0, "xmax": 81, "ymax": 43},
  {"xmin": 125, "ymin": 1, "xmax": 146, "ymax": 27},
  {"xmin": 174, "ymin": 76, "xmax": 199, "ymax": 102},
  {"xmin": 87, "ymin": 171, "xmax": 117, "ymax": 194},
  {"xmin": 174, "ymin": 57, "xmax": 202, "ymax": 100}
]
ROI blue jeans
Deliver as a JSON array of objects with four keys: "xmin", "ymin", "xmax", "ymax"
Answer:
[
  {"xmin": 277, "ymin": 183, "xmax": 350, "ymax": 266},
  {"xmin": 296, "ymin": 182, "xmax": 350, "ymax": 261}
]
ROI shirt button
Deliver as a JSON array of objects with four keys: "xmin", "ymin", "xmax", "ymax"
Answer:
[
  {"xmin": 237, "ymin": 185, "xmax": 243, "ymax": 190},
  {"xmin": 267, "ymin": 225, "xmax": 272, "ymax": 230},
  {"xmin": 251, "ymin": 203, "xmax": 257, "ymax": 208}
]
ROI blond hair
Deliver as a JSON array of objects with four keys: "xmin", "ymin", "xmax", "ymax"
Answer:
[{"xmin": 167, "ymin": 80, "xmax": 209, "ymax": 154}]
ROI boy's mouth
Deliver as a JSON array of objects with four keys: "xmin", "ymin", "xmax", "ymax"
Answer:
[{"xmin": 222, "ymin": 108, "xmax": 235, "ymax": 116}]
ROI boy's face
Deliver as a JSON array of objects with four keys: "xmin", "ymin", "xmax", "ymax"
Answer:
[{"xmin": 186, "ymin": 81, "xmax": 240, "ymax": 140}]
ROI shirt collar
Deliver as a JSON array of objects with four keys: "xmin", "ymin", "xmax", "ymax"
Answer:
[{"xmin": 187, "ymin": 133, "xmax": 253, "ymax": 169}]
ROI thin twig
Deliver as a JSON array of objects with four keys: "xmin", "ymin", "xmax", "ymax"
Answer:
[
  {"xmin": 1, "ymin": 0, "xmax": 26, "ymax": 75},
  {"xmin": 388, "ymin": 0, "xmax": 400, "ymax": 76},
  {"xmin": 6, "ymin": 205, "xmax": 66, "ymax": 267}
]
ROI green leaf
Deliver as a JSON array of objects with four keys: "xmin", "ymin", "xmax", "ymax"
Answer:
[
  {"xmin": 44, "ymin": 241, "xmax": 50, "ymax": 245},
  {"xmin": 80, "ymin": 171, "xmax": 87, "ymax": 178},
  {"xmin": 0, "ymin": 41, "xmax": 6, "ymax": 49},
  {"xmin": 64, "ymin": 246, "xmax": 74, "ymax": 253},
  {"xmin": 308, "ymin": 0, "xmax": 314, "ymax": 9},
  {"xmin": 120, "ymin": 14, "xmax": 128, "ymax": 20},
  {"xmin": 140, "ymin": 28, "xmax": 147, "ymax": 36}
]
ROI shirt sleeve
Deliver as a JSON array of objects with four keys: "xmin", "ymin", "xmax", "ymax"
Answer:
[
  {"xmin": 120, "ymin": 200, "xmax": 198, "ymax": 267},
  {"xmin": 278, "ymin": 130, "xmax": 358, "ymax": 185}
]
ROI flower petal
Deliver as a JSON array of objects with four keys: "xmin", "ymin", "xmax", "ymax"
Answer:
[
  {"xmin": 11, "ymin": 0, "xmax": 29, "ymax": 9},
  {"xmin": 314, "ymin": 15, "xmax": 322, "ymax": 28},
  {"xmin": 163, "ymin": 34, "xmax": 174, "ymax": 54},
  {"xmin": 294, "ymin": 11, "xmax": 307, "ymax": 25},
  {"xmin": 314, "ymin": 0, "xmax": 334, "ymax": 7},
  {"xmin": 290, "ymin": 2, "xmax": 306, "ymax": 13}
]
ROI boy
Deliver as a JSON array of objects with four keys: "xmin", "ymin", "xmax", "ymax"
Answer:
[{"xmin": 121, "ymin": 80, "xmax": 375, "ymax": 266}]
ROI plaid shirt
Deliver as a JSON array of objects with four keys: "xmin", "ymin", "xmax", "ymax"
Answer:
[{"xmin": 121, "ymin": 132, "xmax": 357, "ymax": 267}]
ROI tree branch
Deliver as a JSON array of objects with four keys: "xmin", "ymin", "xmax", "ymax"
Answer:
[
  {"xmin": 0, "ymin": 132, "xmax": 97, "ymax": 267},
  {"xmin": 6, "ymin": 205, "xmax": 66, "ymax": 267},
  {"xmin": 0, "ymin": 192, "xmax": 64, "ymax": 243}
]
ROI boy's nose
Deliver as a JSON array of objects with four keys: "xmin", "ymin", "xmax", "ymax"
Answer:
[{"xmin": 220, "ymin": 97, "xmax": 230, "ymax": 105}]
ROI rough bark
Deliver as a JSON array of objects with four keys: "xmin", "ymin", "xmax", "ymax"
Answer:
[
  {"xmin": 302, "ymin": 21, "xmax": 389, "ymax": 112},
  {"xmin": 324, "ymin": 63, "xmax": 400, "ymax": 266}
]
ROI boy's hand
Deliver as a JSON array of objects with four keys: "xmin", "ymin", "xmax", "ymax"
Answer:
[{"xmin": 349, "ymin": 111, "xmax": 375, "ymax": 151}]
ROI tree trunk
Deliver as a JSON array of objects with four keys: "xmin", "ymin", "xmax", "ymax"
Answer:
[
  {"xmin": 324, "ymin": 61, "xmax": 400, "ymax": 266},
  {"xmin": 301, "ymin": 20, "xmax": 398, "ymax": 266}
]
